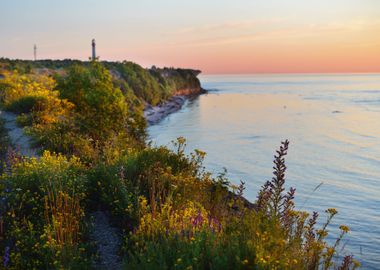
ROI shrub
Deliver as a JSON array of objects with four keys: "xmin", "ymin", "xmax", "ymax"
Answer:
[
  {"xmin": 57, "ymin": 62, "xmax": 128, "ymax": 142},
  {"xmin": 0, "ymin": 71, "xmax": 75, "ymax": 150},
  {"xmin": 15, "ymin": 113, "xmax": 32, "ymax": 127},
  {"xmin": 5, "ymin": 95, "xmax": 48, "ymax": 114},
  {"xmin": 0, "ymin": 119, "xmax": 10, "ymax": 174},
  {"xmin": 114, "ymin": 62, "xmax": 167, "ymax": 105},
  {"xmin": 86, "ymin": 162, "xmax": 138, "ymax": 227},
  {"xmin": 0, "ymin": 151, "xmax": 91, "ymax": 269},
  {"xmin": 123, "ymin": 141, "xmax": 359, "ymax": 270}
]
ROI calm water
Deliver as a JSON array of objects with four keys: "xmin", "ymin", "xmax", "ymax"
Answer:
[{"xmin": 148, "ymin": 74, "xmax": 380, "ymax": 269}]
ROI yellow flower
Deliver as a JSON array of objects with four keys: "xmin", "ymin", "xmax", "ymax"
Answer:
[
  {"xmin": 242, "ymin": 259, "xmax": 249, "ymax": 265},
  {"xmin": 339, "ymin": 225, "xmax": 350, "ymax": 233},
  {"xmin": 326, "ymin": 208, "xmax": 338, "ymax": 215}
]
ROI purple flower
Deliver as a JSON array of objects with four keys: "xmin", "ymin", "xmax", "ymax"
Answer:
[
  {"xmin": 3, "ymin": 246, "xmax": 10, "ymax": 268},
  {"xmin": 192, "ymin": 212, "xmax": 204, "ymax": 228},
  {"xmin": 208, "ymin": 217, "xmax": 222, "ymax": 233}
]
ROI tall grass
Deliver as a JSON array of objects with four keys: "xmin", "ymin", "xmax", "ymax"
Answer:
[{"xmin": 44, "ymin": 180, "xmax": 83, "ymax": 247}]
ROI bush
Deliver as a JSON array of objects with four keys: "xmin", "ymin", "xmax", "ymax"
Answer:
[
  {"xmin": 15, "ymin": 113, "xmax": 32, "ymax": 127},
  {"xmin": 57, "ymin": 62, "xmax": 128, "ymax": 142},
  {"xmin": 0, "ymin": 119, "xmax": 10, "ymax": 174},
  {"xmin": 86, "ymin": 162, "xmax": 138, "ymax": 227},
  {"xmin": 123, "ymin": 141, "xmax": 359, "ymax": 270},
  {"xmin": 5, "ymin": 95, "xmax": 48, "ymax": 114},
  {"xmin": 115, "ymin": 62, "xmax": 167, "ymax": 105},
  {"xmin": 0, "ymin": 151, "xmax": 91, "ymax": 269},
  {"xmin": 0, "ymin": 71, "xmax": 56, "ymax": 108}
]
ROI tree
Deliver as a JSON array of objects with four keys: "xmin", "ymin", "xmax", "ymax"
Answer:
[{"xmin": 58, "ymin": 62, "xmax": 128, "ymax": 142}]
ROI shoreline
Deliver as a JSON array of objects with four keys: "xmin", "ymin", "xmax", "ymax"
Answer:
[
  {"xmin": 143, "ymin": 90, "xmax": 256, "ymax": 210},
  {"xmin": 144, "ymin": 89, "xmax": 207, "ymax": 125}
]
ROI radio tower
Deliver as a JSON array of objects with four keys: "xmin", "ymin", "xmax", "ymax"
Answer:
[{"xmin": 33, "ymin": 44, "xmax": 37, "ymax": 61}]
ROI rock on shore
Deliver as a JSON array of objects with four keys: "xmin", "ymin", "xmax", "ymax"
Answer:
[
  {"xmin": 144, "ymin": 95, "xmax": 187, "ymax": 125},
  {"xmin": 144, "ymin": 87, "xmax": 207, "ymax": 125}
]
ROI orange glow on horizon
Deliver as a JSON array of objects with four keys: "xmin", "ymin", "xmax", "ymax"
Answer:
[{"xmin": 2, "ymin": 1, "xmax": 380, "ymax": 74}]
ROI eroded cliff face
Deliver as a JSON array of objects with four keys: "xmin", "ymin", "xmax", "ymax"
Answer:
[
  {"xmin": 150, "ymin": 67, "xmax": 203, "ymax": 97},
  {"xmin": 144, "ymin": 68, "xmax": 205, "ymax": 124}
]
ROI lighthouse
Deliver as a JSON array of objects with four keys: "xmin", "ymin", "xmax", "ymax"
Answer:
[
  {"xmin": 33, "ymin": 44, "xmax": 37, "ymax": 61},
  {"xmin": 91, "ymin": 39, "xmax": 96, "ymax": 60}
]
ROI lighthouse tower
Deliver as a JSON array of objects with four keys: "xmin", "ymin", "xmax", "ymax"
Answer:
[
  {"xmin": 91, "ymin": 39, "xmax": 96, "ymax": 60},
  {"xmin": 33, "ymin": 44, "xmax": 37, "ymax": 61}
]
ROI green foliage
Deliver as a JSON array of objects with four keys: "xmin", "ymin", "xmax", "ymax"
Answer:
[
  {"xmin": 15, "ymin": 114, "xmax": 32, "ymax": 127},
  {"xmin": 0, "ymin": 59, "xmax": 358, "ymax": 269},
  {"xmin": 86, "ymin": 162, "xmax": 138, "ymax": 227},
  {"xmin": 57, "ymin": 62, "xmax": 128, "ymax": 141},
  {"xmin": 11, "ymin": 62, "xmax": 146, "ymax": 162},
  {"xmin": 122, "ymin": 141, "xmax": 359, "ymax": 270},
  {"xmin": 0, "ymin": 119, "xmax": 10, "ymax": 174},
  {"xmin": 6, "ymin": 95, "xmax": 53, "ymax": 115},
  {"xmin": 0, "ymin": 151, "xmax": 92, "ymax": 269},
  {"xmin": 150, "ymin": 67, "xmax": 201, "ymax": 95},
  {"xmin": 0, "ymin": 70, "xmax": 75, "ymax": 150},
  {"xmin": 114, "ymin": 62, "xmax": 167, "ymax": 105}
]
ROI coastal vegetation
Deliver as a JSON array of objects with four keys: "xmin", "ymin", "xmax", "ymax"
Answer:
[{"xmin": 0, "ymin": 59, "xmax": 359, "ymax": 269}]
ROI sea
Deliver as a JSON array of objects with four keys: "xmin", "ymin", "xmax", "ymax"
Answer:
[{"xmin": 147, "ymin": 74, "xmax": 380, "ymax": 269}]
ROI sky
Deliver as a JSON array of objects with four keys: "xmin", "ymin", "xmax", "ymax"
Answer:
[{"xmin": 1, "ymin": 0, "xmax": 380, "ymax": 74}]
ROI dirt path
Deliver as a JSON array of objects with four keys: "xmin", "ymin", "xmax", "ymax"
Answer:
[
  {"xmin": 90, "ymin": 211, "xmax": 123, "ymax": 270},
  {"xmin": 0, "ymin": 110, "xmax": 38, "ymax": 157},
  {"xmin": 1, "ymin": 110, "xmax": 123, "ymax": 268}
]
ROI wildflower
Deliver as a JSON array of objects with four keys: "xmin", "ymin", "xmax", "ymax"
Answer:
[
  {"xmin": 259, "ymin": 257, "xmax": 267, "ymax": 264},
  {"xmin": 326, "ymin": 208, "xmax": 337, "ymax": 215},
  {"xmin": 242, "ymin": 259, "xmax": 249, "ymax": 265},
  {"xmin": 353, "ymin": 260, "xmax": 361, "ymax": 268},
  {"xmin": 192, "ymin": 211, "xmax": 204, "ymax": 228},
  {"xmin": 3, "ymin": 246, "xmax": 10, "ymax": 267},
  {"xmin": 177, "ymin": 258, "xmax": 182, "ymax": 263},
  {"xmin": 316, "ymin": 229, "xmax": 328, "ymax": 238},
  {"xmin": 339, "ymin": 225, "xmax": 350, "ymax": 233}
]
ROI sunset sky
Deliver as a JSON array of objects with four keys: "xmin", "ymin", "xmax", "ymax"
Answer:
[{"xmin": 1, "ymin": 0, "xmax": 380, "ymax": 74}]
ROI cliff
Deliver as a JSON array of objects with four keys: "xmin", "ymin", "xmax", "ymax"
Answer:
[
  {"xmin": 0, "ymin": 58, "xmax": 204, "ymax": 106},
  {"xmin": 150, "ymin": 67, "xmax": 203, "ymax": 97}
]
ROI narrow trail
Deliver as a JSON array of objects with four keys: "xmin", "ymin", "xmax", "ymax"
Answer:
[
  {"xmin": 0, "ymin": 110, "xmax": 123, "ymax": 268},
  {"xmin": 90, "ymin": 211, "xmax": 123, "ymax": 270},
  {"xmin": 0, "ymin": 110, "xmax": 38, "ymax": 157}
]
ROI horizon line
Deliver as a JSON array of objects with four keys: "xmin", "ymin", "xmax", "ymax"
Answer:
[
  {"xmin": 1, "ymin": 57, "xmax": 380, "ymax": 76},
  {"xmin": 201, "ymin": 71, "xmax": 380, "ymax": 76}
]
